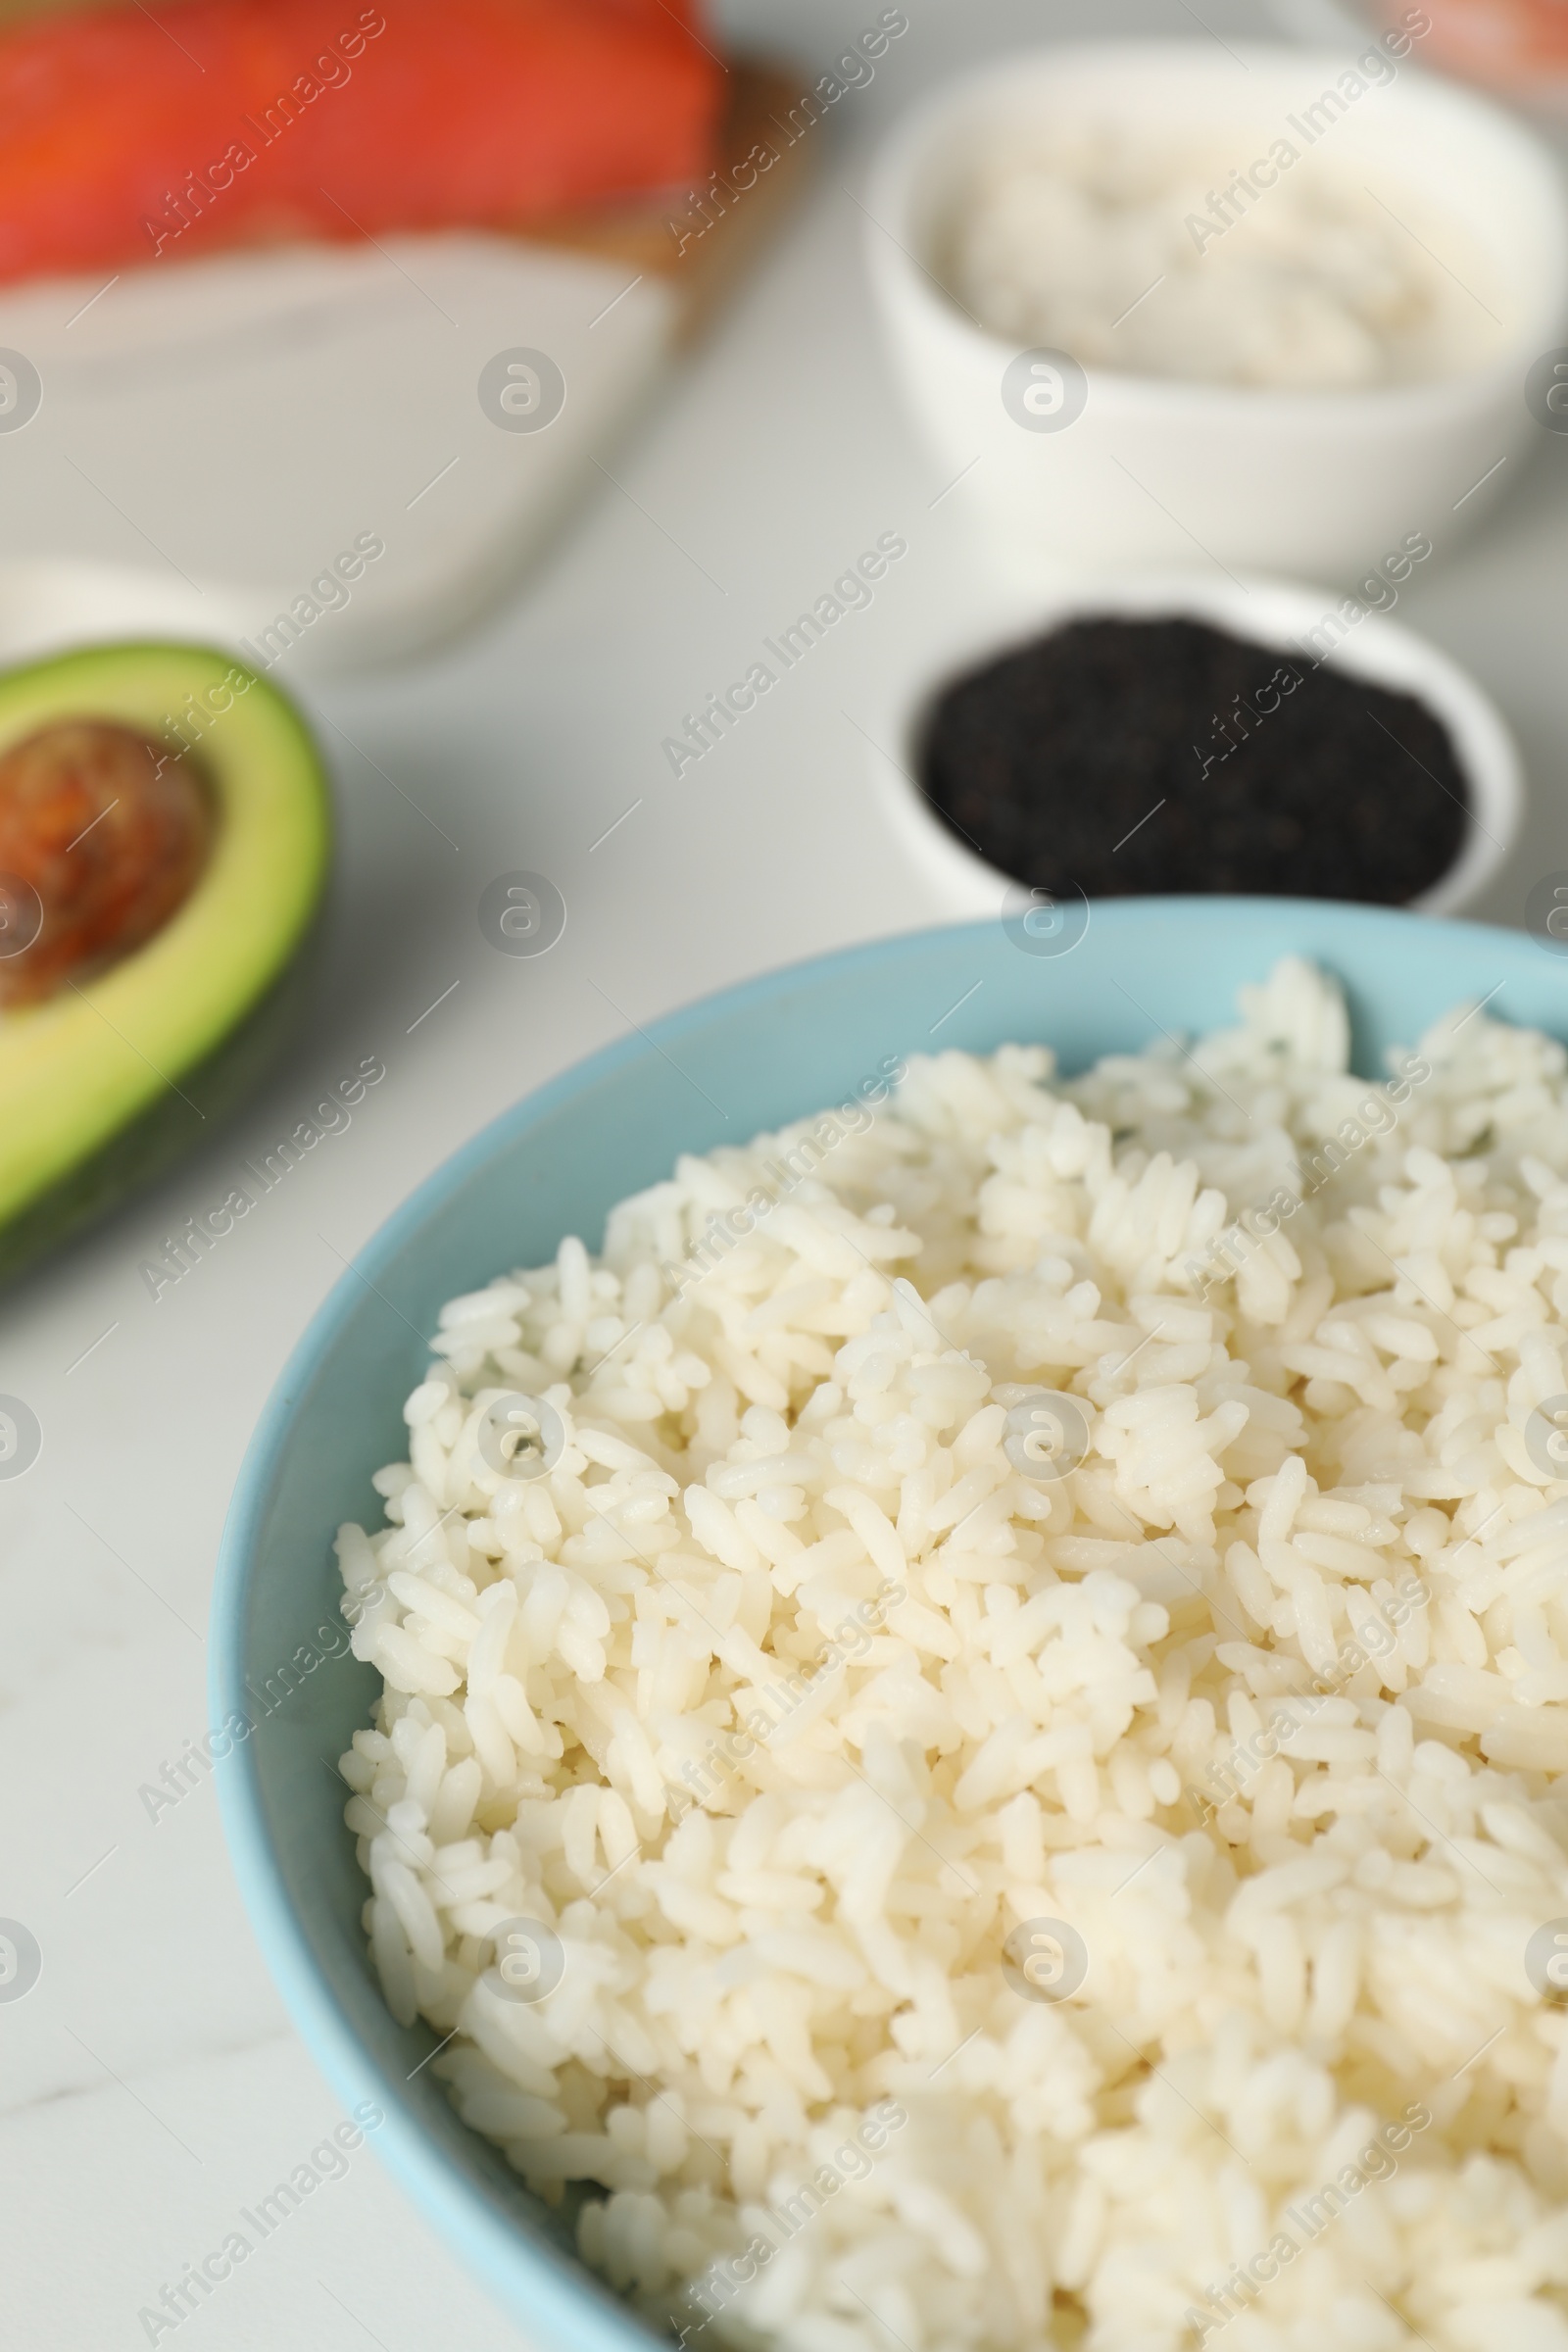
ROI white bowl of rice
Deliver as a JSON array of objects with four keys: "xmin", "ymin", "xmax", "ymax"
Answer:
[{"xmin": 219, "ymin": 905, "xmax": 1568, "ymax": 2352}]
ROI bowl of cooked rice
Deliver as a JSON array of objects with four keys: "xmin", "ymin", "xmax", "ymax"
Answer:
[{"xmin": 214, "ymin": 900, "xmax": 1568, "ymax": 2352}]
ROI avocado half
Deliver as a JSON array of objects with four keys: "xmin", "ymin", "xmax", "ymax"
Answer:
[{"xmin": 0, "ymin": 641, "xmax": 331, "ymax": 1281}]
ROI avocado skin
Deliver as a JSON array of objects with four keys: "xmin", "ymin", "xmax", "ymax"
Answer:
[{"xmin": 0, "ymin": 914, "xmax": 325, "ymax": 1287}]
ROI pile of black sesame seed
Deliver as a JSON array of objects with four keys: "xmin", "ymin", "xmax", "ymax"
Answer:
[{"xmin": 918, "ymin": 616, "xmax": 1468, "ymax": 905}]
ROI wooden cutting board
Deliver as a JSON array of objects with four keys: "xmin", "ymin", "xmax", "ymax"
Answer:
[
  {"xmin": 520, "ymin": 62, "xmax": 820, "ymax": 339},
  {"xmin": 0, "ymin": 61, "xmax": 814, "ymax": 676}
]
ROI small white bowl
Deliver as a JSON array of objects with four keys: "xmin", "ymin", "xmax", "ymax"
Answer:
[
  {"xmin": 868, "ymin": 572, "xmax": 1523, "ymax": 919},
  {"xmin": 863, "ymin": 41, "xmax": 1568, "ymax": 578}
]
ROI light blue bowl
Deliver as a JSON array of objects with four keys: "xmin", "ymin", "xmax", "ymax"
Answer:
[{"xmin": 211, "ymin": 900, "xmax": 1567, "ymax": 2348}]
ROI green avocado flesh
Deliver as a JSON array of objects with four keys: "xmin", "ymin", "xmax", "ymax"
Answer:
[{"xmin": 0, "ymin": 642, "xmax": 331, "ymax": 1280}]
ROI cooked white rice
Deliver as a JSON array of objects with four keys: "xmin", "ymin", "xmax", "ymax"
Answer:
[{"xmin": 336, "ymin": 958, "xmax": 1568, "ymax": 2351}]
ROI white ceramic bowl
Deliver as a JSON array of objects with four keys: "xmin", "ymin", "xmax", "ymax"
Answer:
[
  {"xmin": 868, "ymin": 572, "xmax": 1523, "ymax": 919},
  {"xmin": 863, "ymin": 41, "xmax": 1568, "ymax": 578}
]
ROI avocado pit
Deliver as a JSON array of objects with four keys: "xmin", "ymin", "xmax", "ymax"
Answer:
[{"xmin": 0, "ymin": 719, "xmax": 214, "ymax": 1006}]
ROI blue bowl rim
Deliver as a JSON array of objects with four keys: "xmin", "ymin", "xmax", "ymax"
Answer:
[{"xmin": 210, "ymin": 897, "xmax": 1546, "ymax": 2342}]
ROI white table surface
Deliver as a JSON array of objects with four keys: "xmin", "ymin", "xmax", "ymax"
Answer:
[{"xmin": 5, "ymin": 1, "xmax": 1567, "ymax": 2345}]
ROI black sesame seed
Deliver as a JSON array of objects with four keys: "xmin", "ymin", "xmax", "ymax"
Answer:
[{"xmin": 917, "ymin": 616, "xmax": 1468, "ymax": 905}]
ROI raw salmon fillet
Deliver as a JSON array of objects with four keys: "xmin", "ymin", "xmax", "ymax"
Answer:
[
  {"xmin": 0, "ymin": 0, "xmax": 723, "ymax": 283},
  {"xmin": 1372, "ymin": 0, "xmax": 1568, "ymax": 81}
]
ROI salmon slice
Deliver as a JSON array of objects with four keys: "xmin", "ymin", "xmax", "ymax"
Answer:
[
  {"xmin": 1372, "ymin": 0, "xmax": 1568, "ymax": 80},
  {"xmin": 0, "ymin": 0, "xmax": 723, "ymax": 284}
]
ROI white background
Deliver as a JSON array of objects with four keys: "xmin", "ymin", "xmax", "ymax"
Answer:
[{"xmin": 4, "ymin": 1, "xmax": 1567, "ymax": 2345}]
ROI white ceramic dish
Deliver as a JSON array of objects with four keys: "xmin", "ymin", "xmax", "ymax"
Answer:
[
  {"xmin": 867, "ymin": 571, "xmax": 1523, "ymax": 920},
  {"xmin": 0, "ymin": 235, "xmax": 675, "ymax": 677},
  {"xmin": 862, "ymin": 41, "xmax": 1568, "ymax": 579}
]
